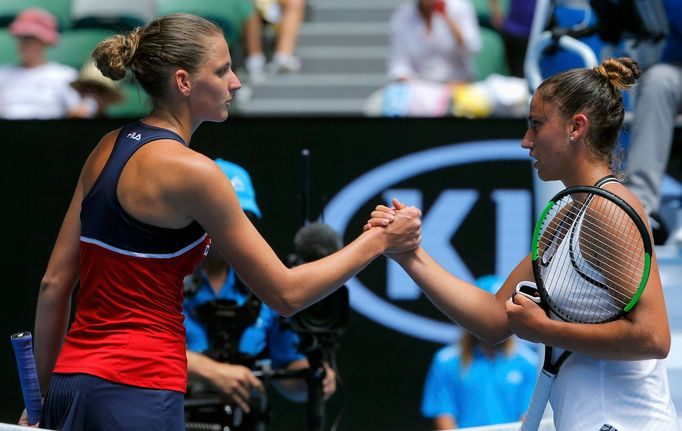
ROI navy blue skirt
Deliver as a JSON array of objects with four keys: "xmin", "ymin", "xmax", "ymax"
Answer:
[{"xmin": 41, "ymin": 373, "xmax": 185, "ymax": 431}]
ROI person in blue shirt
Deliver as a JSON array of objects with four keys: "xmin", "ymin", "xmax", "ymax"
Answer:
[
  {"xmin": 184, "ymin": 159, "xmax": 336, "ymax": 422},
  {"xmin": 421, "ymin": 275, "xmax": 538, "ymax": 429}
]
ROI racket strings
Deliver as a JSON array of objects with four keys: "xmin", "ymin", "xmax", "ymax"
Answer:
[
  {"xmin": 538, "ymin": 194, "xmax": 646, "ymax": 322},
  {"xmin": 541, "ymin": 197, "xmax": 645, "ymax": 288},
  {"xmin": 543, "ymin": 199, "xmax": 644, "ymax": 285}
]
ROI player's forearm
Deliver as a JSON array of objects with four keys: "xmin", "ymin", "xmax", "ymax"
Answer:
[
  {"xmin": 255, "ymin": 227, "xmax": 386, "ymax": 317},
  {"xmin": 394, "ymin": 247, "xmax": 512, "ymax": 343},
  {"xmin": 538, "ymin": 317, "xmax": 670, "ymax": 360},
  {"xmin": 34, "ymin": 280, "xmax": 73, "ymax": 394}
]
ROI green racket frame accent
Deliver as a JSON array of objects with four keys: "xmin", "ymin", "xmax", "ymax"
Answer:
[
  {"xmin": 531, "ymin": 200, "xmax": 556, "ymax": 261},
  {"xmin": 624, "ymin": 252, "xmax": 650, "ymax": 312}
]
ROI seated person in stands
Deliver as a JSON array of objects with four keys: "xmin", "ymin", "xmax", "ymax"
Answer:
[
  {"xmin": 0, "ymin": 8, "xmax": 91, "ymax": 119},
  {"xmin": 184, "ymin": 159, "xmax": 336, "ymax": 429},
  {"xmin": 421, "ymin": 275, "xmax": 538, "ymax": 429},
  {"xmin": 70, "ymin": 60, "xmax": 125, "ymax": 118},
  {"xmin": 388, "ymin": 0, "xmax": 482, "ymax": 86},
  {"xmin": 243, "ymin": 0, "xmax": 306, "ymax": 84}
]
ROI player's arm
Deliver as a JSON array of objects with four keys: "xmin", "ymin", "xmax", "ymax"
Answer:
[
  {"xmin": 392, "ymin": 249, "xmax": 532, "ymax": 344},
  {"xmin": 508, "ymin": 256, "xmax": 670, "ymax": 361},
  {"xmin": 33, "ymin": 176, "xmax": 84, "ymax": 394},
  {"xmin": 33, "ymin": 132, "xmax": 118, "ymax": 394},
  {"xmin": 366, "ymin": 201, "xmax": 531, "ymax": 343},
  {"xmin": 168, "ymin": 156, "xmax": 420, "ymax": 317}
]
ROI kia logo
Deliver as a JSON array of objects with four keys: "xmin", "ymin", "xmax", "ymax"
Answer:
[{"xmin": 324, "ymin": 140, "xmax": 534, "ymax": 343}]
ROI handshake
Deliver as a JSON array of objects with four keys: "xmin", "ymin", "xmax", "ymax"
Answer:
[{"xmin": 364, "ymin": 198, "xmax": 422, "ymax": 255}]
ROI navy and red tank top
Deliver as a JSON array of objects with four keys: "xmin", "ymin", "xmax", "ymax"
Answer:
[{"xmin": 54, "ymin": 122, "xmax": 211, "ymax": 392}]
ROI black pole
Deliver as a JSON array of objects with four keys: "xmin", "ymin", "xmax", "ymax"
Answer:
[
  {"xmin": 300, "ymin": 148, "xmax": 311, "ymax": 226},
  {"xmin": 305, "ymin": 348, "xmax": 326, "ymax": 431}
]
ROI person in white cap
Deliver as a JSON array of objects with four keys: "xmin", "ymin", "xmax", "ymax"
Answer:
[{"xmin": 0, "ymin": 7, "xmax": 91, "ymax": 119}]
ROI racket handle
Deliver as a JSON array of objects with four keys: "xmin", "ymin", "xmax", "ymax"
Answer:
[
  {"xmin": 520, "ymin": 370, "xmax": 554, "ymax": 431},
  {"xmin": 10, "ymin": 332, "xmax": 42, "ymax": 425}
]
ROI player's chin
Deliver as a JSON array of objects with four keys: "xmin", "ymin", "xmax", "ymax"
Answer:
[
  {"xmin": 207, "ymin": 108, "xmax": 230, "ymax": 122},
  {"xmin": 536, "ymin": 167, "xmax": 557, "ymax": 182}
]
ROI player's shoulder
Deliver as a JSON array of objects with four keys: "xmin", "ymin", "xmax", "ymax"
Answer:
[{"xmin": 601, "ymin": 180, "xmax": 647, "ymax": 218}]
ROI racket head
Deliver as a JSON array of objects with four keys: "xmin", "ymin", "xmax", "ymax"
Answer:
[{"xmin": 531, "ymin": 186, "xmax": 652, "ymax": 323}]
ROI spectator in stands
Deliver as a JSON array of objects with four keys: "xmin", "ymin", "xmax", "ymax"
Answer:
[
  {"xmin": 243, "ymin": 0, "xmax": 306, "ymax": 84},
  {"xmin": 0, "ymin": 8, "xmax": 91, "ymax": 119},
  {"xmin": 388, "ymin": 0, "xmax": 482, "ymax": 86},
  {"xmin": 185, "ymin": 159, "xmax": 336, "ymax": 423},
  {"xmin": 488, "ymin": 0, "xmax": 536, "ymax": 78},
  {"xmin": 421, "ymin": 275, "xmax": 537, "ymax": 429},
  {"xmin": 70, "ymin": 60, "xmax": 125, "ymax": 118},
  {"xmin": 625, "ymin": 0, "xmax": 682, "ymax": 245}
]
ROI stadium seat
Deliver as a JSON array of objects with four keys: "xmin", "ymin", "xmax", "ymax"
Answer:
[
  {"xmin": 47, "ymin": 28, "xmax": 113, "ymax": 69},
  {"xmin": 156, "ymin": 0, "xmax": 249, "ymax": 45},
  {"xmin": 0, "ymin": 0, "xmax": 72, "ymax": 30},
  {"xmin": 475, "ymin": 27, "xmax": 510, "ymax": 80},
  {"xmin": 0, "ymin": 28, "xmax": 18, "ymax": 64},
  {"xmin": 106, "ymin": 81, "xmax": 152, "ymax": 118},
  {"xmin": 470, "ymin": 0, "xmax": 508, "ymax": 28},
  {"xmin": 71, "ymin": 0, "xmax": 156, "ymax": 31}
]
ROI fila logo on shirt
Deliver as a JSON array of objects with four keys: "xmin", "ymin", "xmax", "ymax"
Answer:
[
  {"xmin": 127, "ymin": 132, "xmax": 142, "ymax": 141},
  {"xmin": 324, "ymin": 140, "xmax": 534, "ymax": 343}
]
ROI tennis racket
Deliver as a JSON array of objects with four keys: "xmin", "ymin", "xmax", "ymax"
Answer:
[
  {"xmin": 11, "ymin": 332, "xmax": 42, "ymax": 425},
  {"xmin": 519, "ymin": 185, "xmax": 652, "ymax": 431}
]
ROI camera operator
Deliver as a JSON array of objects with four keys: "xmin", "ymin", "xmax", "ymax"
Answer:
[{"xmin": 183, "ymin": 159, "xmax": 336, "ymax": 428}]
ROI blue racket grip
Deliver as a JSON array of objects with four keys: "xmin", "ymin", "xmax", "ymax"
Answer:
[{"xmin": 11, "ymin": 332, "xmax": 42, "ymax": 425}]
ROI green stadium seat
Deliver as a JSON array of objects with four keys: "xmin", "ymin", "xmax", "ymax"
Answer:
[
  {"xmin": 106, "ymin": 81, "xmax": 151, "ymax": 118},
  {"xmin": 475, "ymin": 27, "xmax": 510, "ymax": 80},
  {"xmin": 470, "ymin": 0, "xmax": 509, "ymax": 28},
  {"xmin": 0, "ymin": 0, "xmax": 72, "ymax": 31},
  {"xmin": 156, "ymin": 0, "xmax": 252, "ymax": 45},
  {"xmin": 47, "ymin": 28, "xmax": 113, "ymax": 69},
  {"xmin": 0, "ymin": 28, "xmax": 18, "ymax": 65},
  {"xmin": 70, "ymin": 0, "xmax": 156, "ymax": 31}
]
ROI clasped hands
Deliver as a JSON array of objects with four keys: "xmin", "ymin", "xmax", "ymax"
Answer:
[{"xmin": 364, "ymin": 198, "xmax": 422, "ymax": 254}]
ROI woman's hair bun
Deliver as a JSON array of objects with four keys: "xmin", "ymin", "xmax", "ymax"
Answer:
[{"xmin": 91, "ymin": 27, "xmax": 142, "ymax": 81}]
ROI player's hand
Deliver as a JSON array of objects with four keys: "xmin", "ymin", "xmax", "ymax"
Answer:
[
  {"xmin": 322, "ymin": 363, "xmax": 337, "ymax": 400},
  {"xmin": 364, "ymin": 204, "xmax": 396, "ymax": 230},
  {"xmin": 211, "ymin": 363, "xmax": 265, "ymax": 412},
  {"xmin": 18, "ymin": 408, "xmax": 39, "ymax": 428},
  {"xmin": 383, "ymin": 199, "xmax": 422, "ymax": 253},
  {"xmin": 433, "ymin": 0, "xmax": 446, "ymax": 15},
  {"xmin": 365, "ymin": 199, "xmax": 422, "ymax": 254},
  {"xmin": 506, "ymin": 293, "xmax": 547, "ymax": 343}
]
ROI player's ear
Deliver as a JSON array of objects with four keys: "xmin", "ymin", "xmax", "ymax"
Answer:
[
  {"xmin": 569, "ymin": 113, "xmax": 589, "ymax": 142},
  {"xmin": 173, "ymin": 68, "xmax": 192, "ymax": 96}
]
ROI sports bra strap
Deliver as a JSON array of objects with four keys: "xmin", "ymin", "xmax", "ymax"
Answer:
[{"xmin": 593, "ymin": 175, "xmax": 619, "ymax": 188}]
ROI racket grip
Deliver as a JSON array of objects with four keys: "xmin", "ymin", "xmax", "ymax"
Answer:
[
  {"xmin": 520, "ymin": 370, "xmax": 554, "ymax": 431},
  {"xmin": 10, "ymin": 332, "xmax": 42, "ymax": 425}
]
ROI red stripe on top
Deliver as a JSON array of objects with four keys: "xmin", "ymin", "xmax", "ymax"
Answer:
[{"xmin": 54, "ymin": 236, "xmax": 210, "ymax": 392}]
